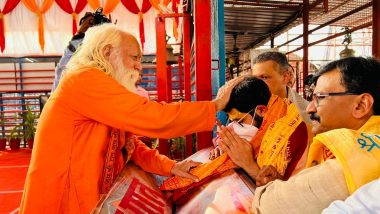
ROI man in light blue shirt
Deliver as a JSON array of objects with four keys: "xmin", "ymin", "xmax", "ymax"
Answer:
[
  {"xmin": 52, "ymin": 11, "xmax": 110, "ymax": 92},
  {"xmin": 323, "ymin": 177, "xmax": 380, "ymax": 214}
]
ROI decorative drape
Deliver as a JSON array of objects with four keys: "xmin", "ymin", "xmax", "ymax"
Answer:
[
  {"xmin": 2, "ymin": 0, "xmax": 161, "ymax": 55},
  {"xmin": 121, "ymin": 0, "xmax": 152, "ymax": 50},
  {"xmin": 21, "ymin": 0, "xmax": 55, "ymax": 51},
  {"xmin": 55, "ymin": 0, "xmax": 87, "ymax": 35},
  {"xmin": 172, "ymin": 0, "xmax": 179, "ymax": 39},
  {"xmin": 148, "ymin": 0, "xmax": 170, "ymax": 13},
  {"xmin": 87, "ymin": 0, "xmax": 120, "ymax": 14},
  {"xmin": 0, "ymin": 0, "xmax": 21, "ymax": 52}
]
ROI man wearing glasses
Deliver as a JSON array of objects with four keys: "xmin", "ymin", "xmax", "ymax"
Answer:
[{"xmin": 221, "ymin": 57, "xmax": 380, "ymax": 213}]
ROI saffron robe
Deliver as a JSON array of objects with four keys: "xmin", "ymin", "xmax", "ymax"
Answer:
[{"xmin": 19, "ymin": 67, "xmax": 216, "ymax": 213}]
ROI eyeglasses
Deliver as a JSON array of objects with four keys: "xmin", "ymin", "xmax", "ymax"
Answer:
[
  {"xmin": 227, "ymin": 105, "xmax": 267, "ymax": 126},
  {"xmin": 312, "ymin": 91, "xmax": 361, "ymax": 107}
]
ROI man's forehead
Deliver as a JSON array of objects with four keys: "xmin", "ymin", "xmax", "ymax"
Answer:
[
  {"xmin": 315, "ymin": 69, "xmax": 344, "ymax": 91},
  {"xmin": 121, "ymin": 34, "xmax": 142, "ymax": 54},
  {"xmin": 252, "ymin": 60, "xmax": 281, "ymax": 74}
]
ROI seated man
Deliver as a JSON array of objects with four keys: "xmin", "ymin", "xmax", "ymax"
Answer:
[
  {"xmin": 218, "ymin": 98, "xmax": 308, "ymax": 183},
  {"xmin": 225, "ymin": 56, "xmax": 380, "ymax": 213},
  {"xmin": 211, "ymin": 77, "xmax": 308, "ymax": 182},
  {"xmin": 210, "ymin": 76, "xmax": 271, "ymax": 159}
]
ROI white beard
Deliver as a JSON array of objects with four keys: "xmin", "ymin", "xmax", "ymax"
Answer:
[{"xmin": 109, "ymin": 52, "xmax": 139, "ymax": 93}]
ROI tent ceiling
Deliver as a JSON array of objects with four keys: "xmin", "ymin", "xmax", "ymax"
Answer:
[{"xmin": 224, "ymin": 0, "xmax": 372, "ymax": 55}]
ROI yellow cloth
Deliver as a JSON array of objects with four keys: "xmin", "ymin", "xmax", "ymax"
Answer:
[
  {"xmin": 160, "ymin": 153, "xmax": 237, "ymax": 190},
  {"xmin": 257, "ymin": 103, "xmax": 303, "ymax": 176},
  {"xmin": 250, "ymin": 95, "xmax": 288, "ymax": 157},
  {"xmin": 307, "ymin": 116, "xmax": 380, "ymax": 194}
]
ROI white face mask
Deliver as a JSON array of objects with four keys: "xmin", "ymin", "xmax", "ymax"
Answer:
[{"xmin": 228, "ymin": 122, "xmax": 259, "ymax": 142}]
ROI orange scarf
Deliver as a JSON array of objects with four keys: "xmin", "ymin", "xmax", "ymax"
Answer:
[
  {"xmin": 160, "ymin": 153, "xmax": 237, "ymax": 191},
  {"xmin": 257, "ymin": 103, "xmax": 303, "ymax": 176},
  {"xmin": 160, "ymin": 96, "xmax": 289, "ymax": 191},
  {"xmin": 250, "ymin": 95, "xmax": 288, "ymax": 157}
]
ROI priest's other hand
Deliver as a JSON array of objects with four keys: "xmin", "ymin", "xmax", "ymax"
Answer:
[
  {"xmin": 213, "ymin": 76, "xmax": 244, "ymax": 112},
  {"xmin": 171, "ymin": 159, "xmax": 201, "ymax": 182}
]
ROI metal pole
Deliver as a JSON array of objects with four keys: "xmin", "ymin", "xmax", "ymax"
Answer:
[
  {"xmin": 194, "ymin": 0, "xmax": 212, "ymax": 151},
  {"xmin": 224, "ymin": 1, "xmax": 301, "ymax": 9},
  {"xmin": 155, "ymin": 17, "xmax": 169, "ymax": 155},
  {"xmin": 183, "ymin": 15, "xmax": 193, "ymax": 157},
  {"xmin": 302, "ymin": 0, "xmax": 309, "ymax": 96},
  {"xmin": 155, "ymin": 17, "xmax": 168, "ymax": 102},
  {"xmin": 270, "ymin": 35, "xmax": 274, "ymax": 48},
  {"xmin": 218, "ymin": 0, "xmax": 226, "ymax": 86},
  {"xmin": 178, "ymin": 56, "xmax": 183, "ymax": 98},
  {"xmin": 373, "ymin": 0, "xmax": 380, "ymax": 58}
]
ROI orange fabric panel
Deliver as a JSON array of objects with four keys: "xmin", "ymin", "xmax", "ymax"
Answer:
[
  {"xmin": 250, "ymin": 95, "xmax": 288, "ymax": 157},
  {"xmin": 87, "ymin": 0, "xmax": 121, "ymax": 14},
  {"xmin": 20, "ymin": 0, "xmax": 54, "ymax": 51},
  {"xmin": 104, "ymin": 0, "xmax": 121, "ymax": 14},
  {"xmin": 87, "ymin": 0, "xmax": 100, "ymax": 10},
  {"xmin": 19, "ymin": 67, "xmax": 216, "ymax": 213},
  {"xmin": 149, "ymin": 0, "xmax": 170, "ymax": 13},
  {"xmin": 160, "ymin": 153, "xmax": 237, "ymax": 191}
]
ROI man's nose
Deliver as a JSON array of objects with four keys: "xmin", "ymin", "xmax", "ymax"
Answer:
[
  {"xmin": 306, "ymin": 100, "xmax": 317, "ymax": 114},
  {"xmin": 135, "ymin": 61, "xmax": 142, "ymax": 71}
]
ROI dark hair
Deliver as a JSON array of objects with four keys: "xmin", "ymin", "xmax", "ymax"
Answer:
[
  {"xmin": 224, "ymin": 76, "xmax": 271, "ymax": 114},
  {"xmin": 79, "ymin": 8, "xmax": 111, "ymax": 26},
  {"xmin": 252, "ymin": 51, "xmax": 289, "ymax": 73},
  {"xmin": 313, "ymin": 57, "xmax": 380, "ymax": 115},
  {"xmin": 303, "ymin": 74, "xmax": 315, "ymax": 101},
  {"xmin": 304, "ymin": 74, "xmax": 314, "ymax": 86}
]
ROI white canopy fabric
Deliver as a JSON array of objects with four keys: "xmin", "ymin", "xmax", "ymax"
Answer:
[{"xmin": 1, "ymin": 0, "xmax": 180, "ymax": 56}]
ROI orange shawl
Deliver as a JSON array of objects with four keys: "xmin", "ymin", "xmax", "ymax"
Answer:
[
  {"xmin": 160, "ymin": 96, "xmax": 289, "ymax": 191},
  {"xmin": 251, "ymin": 95, "xmax": 288, "ymax": 157}
]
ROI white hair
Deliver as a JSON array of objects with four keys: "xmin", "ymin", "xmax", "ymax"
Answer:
[
  {"xmin": 65, "ymin": 24, "xmax": 123, "ymax": 76},
  {"xmin": 108, "ymin": 48, "xmax": 140, "ymax": 93}
]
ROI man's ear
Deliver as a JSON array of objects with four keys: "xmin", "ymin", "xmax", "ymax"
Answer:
[
  {"xmin": 255, "ymin": 105, "xmax": 267, "ymax": 118},
  {"xmin": 102, "ymin": 44, "xmax": 112, "ymax": 59},
  {"xmin": 282, "ymin": 69, "xmax": 291, "ymax": 84},
  {"xmin": 352, "ymin": 93, "xmax": 374, "ymax": 118},
  {"xmin": 256, "ymin": 110, "xmax": 265, "ymax": 118}
]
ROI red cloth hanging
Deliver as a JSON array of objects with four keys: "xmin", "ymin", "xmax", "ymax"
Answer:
[
  {"xmin": 0, "ymin": 0, "xmax": 21, "ymax": 52},
  {"xmin": 55, "ymin": 0, "xmax": 87, "ymax": 35},
  {"xmin": 121, "ymin": 0, "xmax": 152, "ymax": 50},
  {"xmin": 172, "ymin": 0, "xmax": 179, "ymax": 39}
]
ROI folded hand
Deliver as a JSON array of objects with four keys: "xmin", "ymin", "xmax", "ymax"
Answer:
[{"xmin": 209, "ymin": 146, "xmax": 224, "ymax": 160}]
